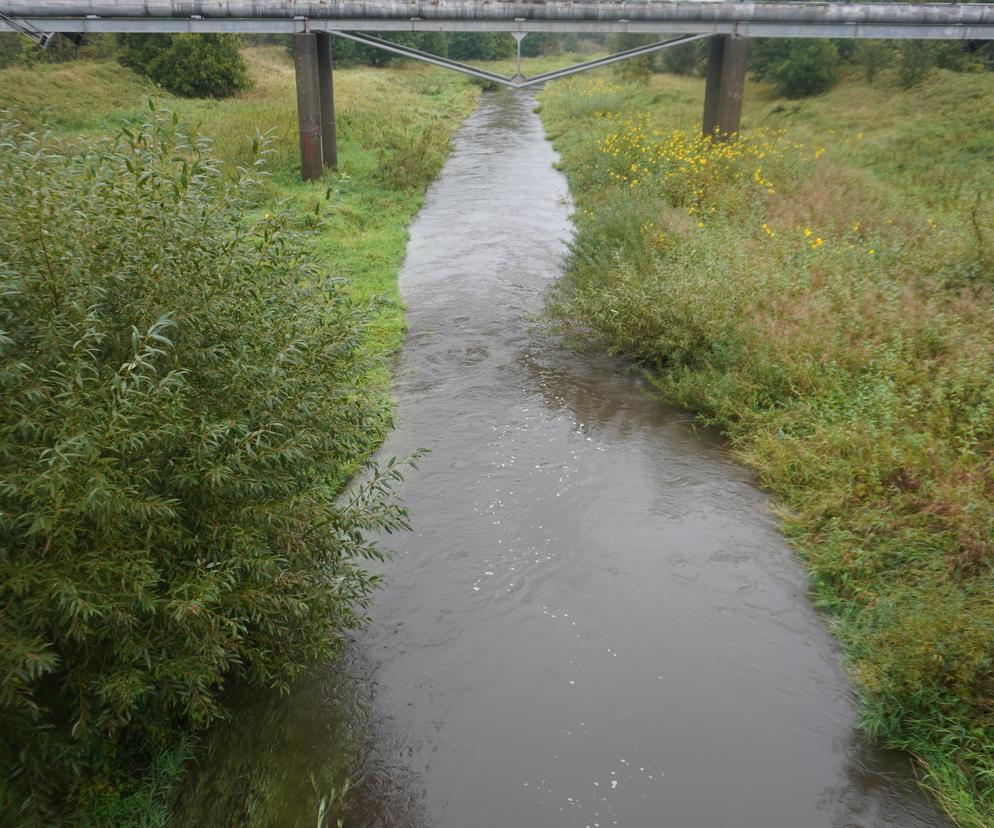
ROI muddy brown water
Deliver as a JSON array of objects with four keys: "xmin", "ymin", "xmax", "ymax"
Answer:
[{"xmin": 176, "ymin": 91, "xmax": 950, "ymax": 828}]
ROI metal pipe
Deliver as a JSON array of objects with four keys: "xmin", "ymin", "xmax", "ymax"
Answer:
[
  {"xmin": 3, "ymin": 17, "xmax": 993, "ymax": 38},
  {"xmin": 2, "ymin": 0, "xmax": 993, "ymax": 27}
]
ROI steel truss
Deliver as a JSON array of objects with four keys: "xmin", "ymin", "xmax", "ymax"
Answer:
[{"xmin": 331, "ymin": 31, "xmax": 710, "ymax": 89}]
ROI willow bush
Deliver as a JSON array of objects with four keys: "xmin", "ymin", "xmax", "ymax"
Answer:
[{"xmin": 0, "ymin": 111, "xmax": 410, "ymax": 819}]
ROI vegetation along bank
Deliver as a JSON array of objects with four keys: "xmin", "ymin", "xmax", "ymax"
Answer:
[
  {"xmin": 539, "ymin": 45, "xmax": 994, "ymax": 827},
  {"xmin": 0, "ymin": 41, "xmax": 478, "ymax": 824}
]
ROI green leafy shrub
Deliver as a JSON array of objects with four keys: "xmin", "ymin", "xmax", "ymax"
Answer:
[
  {"xmin": 118, "ymin": 34, "xmax": 250, "ymax": 97},
  {"xmin": 608, "ymin": 34, "xmax": 655, "ymax": 84},
  {"xmin": 379, "ymin": 120, "xmax": 452, "ymax": 191},
  {"xmin": 894, "ymin": 41, "xmax": 985, "ymax": 88},
  {"xmin": 751, "ymin": 39, "xmax": 840, "ymax": 98},
  {"xmin": 0, "ymin": 112, "xmax": 410, "ymax": 819},
  {"xmin": 897, "ymin": 41, "xmax": 935, "ymax": 88},
  {"xmin": 0, "ymin": 33, "xmax": 22, "ymax": 68},
  {"xmin": 854, "ymin": 40, "xmax": 894, "ymax": 82}
]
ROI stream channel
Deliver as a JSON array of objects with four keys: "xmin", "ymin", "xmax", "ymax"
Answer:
[{"xmin": 178, "ymin": 90, "xmax": 951, "ymax": 828}]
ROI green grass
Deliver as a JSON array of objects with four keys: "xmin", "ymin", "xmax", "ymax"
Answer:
[
  {"xmin": 73, "ymin": 739, "xmax": 195, "ymax": 828},
  {"xmin": 539, "ymin": 66, "xmax": 994, "ymax": 827},
  {"xmin": 467, "ymin": 50, "xmax": 608, "ymax": 78},
  {"xmin": 0, "ymin": 45, "xmax": 478, "ymax": 825}
]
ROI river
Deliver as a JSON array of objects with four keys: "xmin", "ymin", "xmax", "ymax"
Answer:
[{"xmin": 176, "ymin": 90, "xmax": 949, "ymax": 828}]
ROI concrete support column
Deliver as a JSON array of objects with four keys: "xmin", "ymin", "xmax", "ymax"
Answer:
[
  {"xmin": 316, "ymin": 31, "xmax": 338, "ymax": 170},
  {"xmin": 293, "ymin": 31, "xmax": 324, "ymax": 181},
  {"xmin": 702, "ymin": 35, "xmax": 750, "ymax": 140},
  {"xmin": 702, "ymin": 36, "xmax": 726, "ymax": 138}
]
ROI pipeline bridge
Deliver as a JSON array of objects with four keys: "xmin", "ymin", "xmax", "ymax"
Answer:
[{"xmin": 2, "ymin": 1, "xmax": 993, "ymax": 179}]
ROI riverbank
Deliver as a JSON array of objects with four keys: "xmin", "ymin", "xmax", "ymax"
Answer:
[
  {"xmin": 0, "ymin": 45, "xmax": 478, "ymax": 823},
  {"xmin": 538, "ymin": 68, "xmax": 994, "ymax": 826}
]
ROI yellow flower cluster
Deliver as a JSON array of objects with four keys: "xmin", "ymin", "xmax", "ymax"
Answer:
[
  {"xmin": 597, "ymin": 120, "xmax": 807, "ymax": 219},
  {"xmin": 639, "ymin": 219, "xmax": 667, "ymax": 248},
  {"xmin": 756, "ymin": 221, "xmax": 883, "ymax": 255}
]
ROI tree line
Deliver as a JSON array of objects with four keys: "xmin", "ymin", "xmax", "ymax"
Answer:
[{"xmin": 3, "ymin": 30, "xmax": 990, "ymax": 101}]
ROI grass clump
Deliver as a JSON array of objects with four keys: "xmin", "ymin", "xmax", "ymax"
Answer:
[{"xmin": 540, "ymin": 69, "xmax": 994, "ymax": 826}]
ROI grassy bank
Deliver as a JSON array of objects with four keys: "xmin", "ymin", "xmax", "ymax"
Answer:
[
  {"xmin": 1, "ymin": 45, "xmax": 479, "ymax": 356},
  {"xmin": 539, "ymin": 68, "xmax": 994, "ymax": 826},
  {"xmin": 0, "ymin": 45, "xmax": 478, "ymax": 824}
]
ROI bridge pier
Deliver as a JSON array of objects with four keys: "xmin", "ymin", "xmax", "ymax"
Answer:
[
  {"xmin": 316, "ymin": 32, "xmax": 338, "ymax": 170},
  {"xmin": 293, "ymin": 31, "xmax": 324, "ymax": 181},
  {"xmin": 702, "ymin": 35, "xmax": 749, "ymax": 140}
]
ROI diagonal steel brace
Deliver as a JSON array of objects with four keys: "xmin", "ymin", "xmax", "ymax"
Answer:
[{"xmin": 327, "ymin": 30, "xmax": 710, "ymax": 89}]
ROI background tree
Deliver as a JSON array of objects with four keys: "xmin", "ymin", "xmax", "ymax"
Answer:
[
  {"xmin": 750, "ymin": 39, "xmax": 840, "ymax": 97},
  {"xmin": 660, "ymin": 38, "xmax": 709, "ymax": 76},
  {"xmin": 854, "ymin": 39, "xmax": 894, "ymax": 82},
  {"xmin": 609, "ymin": 33, "xmax": 655, "ymax": 84},
  {"xmin": 118, "ymin": 33, "xmax": 250, "ymax": 97},
  {"xmin": 897, "ymin": 41, "xmax": 935, "ymax": 88},
  {"xmin": 447, "ymin": 32, "xmax": 514, "ymax": 61}
]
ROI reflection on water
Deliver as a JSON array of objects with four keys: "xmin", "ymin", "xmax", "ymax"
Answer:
[
  {"xmin": 175, "ymin": 652, "xmax": 425, "ymax": 828},
  {"xmin": 176, "ymin": 90, "xmax": 949, "ymax": 828}
]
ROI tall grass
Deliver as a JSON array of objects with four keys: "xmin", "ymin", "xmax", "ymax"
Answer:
[{"xmin": 540, "ymin": 68, "xmax": 994, "ymax": 827}]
